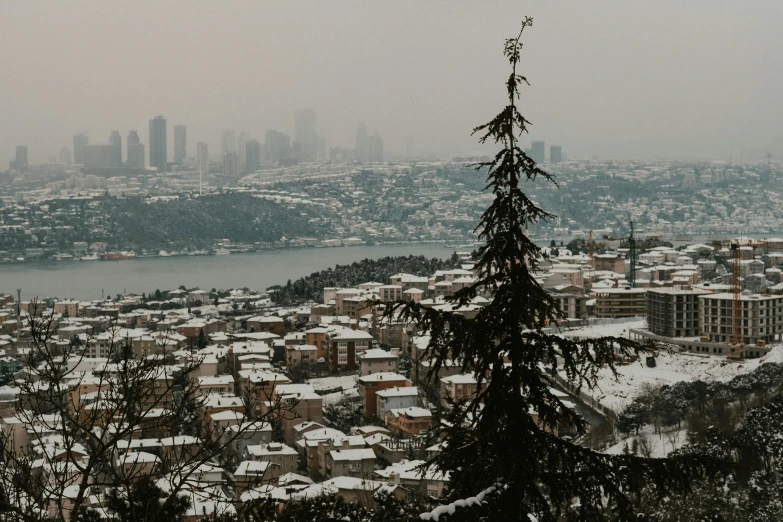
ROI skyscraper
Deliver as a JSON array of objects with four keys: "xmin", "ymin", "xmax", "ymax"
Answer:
[
  {"xmin": 550, "ymin": 145, "xmax": 562, "ymax": 163},
  {"xmin": 222, "ymin": 151, "xmax": 239, "ymax": 177},
  {"xmin": 368, "ymin": 133, "xmax": 384, "ymax": 163},
  {"xmin": 127, "ymin": 143, "xmax": 145, "ymax": 169},
  {"xmin": 238, "ymin": 132, "xmax": 248, "ymax": 171},
  {"xmin": 127, "ymin": 130, "xmax": 140, "ymax": 146},
  {"xmin": 109, "ymin": 131, "xmax": 122, "ymax": 166},
  {"xmin": 84, "ymin": 144, "xmax": 118, "ymax": 168},
  {"xmin": 245, "ymin": 140, "xmax": 261, "ymax": 173},
  {"xmin": 59, "ymin": 147, "xmax": 72, "ymax": 165},
  {"xmin": 531, "ymin": 141, "xmax": 545, "ymax": 164},
  {"xmin": 15, "ymin": 146, "xmax": 29, "ymax": 172},
  {"xmin": 295, "ymin": 109, "xmax": 318, "ymax": 162},
  {"xmin": 222, "ymin": 130, "xmax": 236, "ymax": 155},
  {"xmin": 196, "ymin": 142, "xmax": 209, "ymax": 168},
  {"xmin": 355, "ymin": 121, "xmax": 368, "ymax": 162},
  {"xmin": 265, "ymin": 130, "xmax": 291, "ymax": 163},
  {"xmin": 73, "ymin": 133, "xmax": 88, "ymax": 165},
  {"xmin": 173, "ymin": 125, "xmax": 187, "ymax": 164},
  {"xmin": 149, "ymin": 115, "xmax": 167, "ymax": 172}
]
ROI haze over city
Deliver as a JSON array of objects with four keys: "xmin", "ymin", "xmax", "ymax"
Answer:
[{"xmin": 3, "ymin": 0, "xmax": 782, "ymax": 164}]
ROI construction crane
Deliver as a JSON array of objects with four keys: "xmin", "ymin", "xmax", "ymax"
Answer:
[
  {"xmin": 628, "ymin": 221, "xmax": 637, "ymax": 288},
  {"xmin": 728, "ymin": 243, "xmax": 746, "ymax": 360}
]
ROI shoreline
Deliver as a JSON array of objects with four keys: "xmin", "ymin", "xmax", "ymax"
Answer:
[{"xmin": 2, "ymin": 239, "xmax": 477, "ymax": 266}]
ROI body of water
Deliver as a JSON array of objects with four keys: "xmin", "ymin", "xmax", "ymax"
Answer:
[{"xmin": 1, "ymin": 244, "xmax": 452, "ymax": 301}]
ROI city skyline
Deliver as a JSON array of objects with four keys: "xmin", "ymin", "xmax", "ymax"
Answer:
[{"xmin": 2, "ymin": 1, "xmax": 782, "ymax": 166}]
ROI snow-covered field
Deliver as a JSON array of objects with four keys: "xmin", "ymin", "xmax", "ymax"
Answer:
[
  {"xmin": 558, "ymin": 319, "xmax": 783, "ymax": 413},
  {"xmin": 605, "ymin": 426, "xmax": 689, "ymax": 458}
]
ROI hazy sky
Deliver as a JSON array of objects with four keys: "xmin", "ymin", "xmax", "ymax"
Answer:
[{"xmin": 2, "ymin": 1, "xmax": 782, "ymax": 165}]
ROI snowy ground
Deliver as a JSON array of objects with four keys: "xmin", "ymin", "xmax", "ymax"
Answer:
[
  {"xmin": 604, "ymin": 426, "xmax": 689, "ymax": 458},
  {"xmin": 558, "ymin": 319, "xmax": 783, "ymax": 413},
  {"xmin": 307, "ymin": 375, "xmax": 358, "ymax": 392},
  {"xmin": 320, "ymin": 387, "xmax": 360, "ymax": 406}
]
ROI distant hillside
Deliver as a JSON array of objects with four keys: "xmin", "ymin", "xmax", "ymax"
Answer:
[
  {"xmin": 269, "ymin": 254, "xmax": 463, "ymax": 304},
  {"xmin": 96, "ymin": 192, "xmax": 335, "ymax": 249}
]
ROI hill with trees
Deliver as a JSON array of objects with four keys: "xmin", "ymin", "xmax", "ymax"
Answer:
[{"xmin": 269, "ymin": 254, "xmax": 463, "ymax": 304}]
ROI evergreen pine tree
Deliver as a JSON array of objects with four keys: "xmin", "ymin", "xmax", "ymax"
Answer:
[
  {"xmin": 197, "ymin": 328, "xmax": 208, "ymax": 349},
  {"xmin": 384, "ymin": 17, "xmax": 715, "ymax": 521}
]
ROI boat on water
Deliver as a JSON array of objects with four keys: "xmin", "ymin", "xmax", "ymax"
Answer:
[
  {"xmin": 80, "ymin": 254, "xmax": 99, "ymax": 261},
  {"xmin": 189, "ymin": 250, "xmax": 208, "ymax": 256},
  {"xmin": 214, "ymin": 248, "xmax": 231, "ymax": 255},
  {"xmin": 159, "ymin": 250, "xmax": 172, "ymax": 257},
  {"xmin": 101, "ymin": 251, "xmax": 137, "ymax": 261},
  {"xmin": 55, "ymin": 253, "xmax": 75, "ymax": 261}
]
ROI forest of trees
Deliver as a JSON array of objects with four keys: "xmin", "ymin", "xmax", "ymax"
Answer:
[{"xmin": 268, "ymin": 254, "xmax": 463, "ymax": 304}]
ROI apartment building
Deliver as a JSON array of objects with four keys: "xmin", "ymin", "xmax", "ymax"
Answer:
[
  {"xmin": 329, "ymin": 328, "xmax": 374, "ymax": 371},
  {"xmin": 358, "ymin": 348, "xmax": 399, "ymax": 376},
  {"xmin": 547, "ymin": 290, "xmax": 588, "ymax": 320},
  {"xmin": 699, "ymin": 292, "xmax": 783, "ymax": 346},
  {"xmin": 646, "ymin": 288, "xmax": 710, "ymax": 337},
  {"xmin": 358, "ymin": 372, "xmax": 412, "ymax": 418},
  {"xmin": 593, "ymin": 287, "xmax": 647, "ymax": 318},
  {"xmin": 285, "ymin": 344, "xmax": 318, "ymax": 366}
]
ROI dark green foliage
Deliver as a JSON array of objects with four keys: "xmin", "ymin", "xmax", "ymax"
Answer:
[
  {"xmin": 76, "ymin": 479, "xmax": 190, "ymax": 522},
  {"xmin": 197, "ymin": 328, "xmax": 208, "ymax": 349},
  {"xmin": 382, "ymin": 18, "xmax": 716, "ymax": 521},
  {"xmin": 269, "ymin": 255, "xmax": 462, "ymax": 304}
]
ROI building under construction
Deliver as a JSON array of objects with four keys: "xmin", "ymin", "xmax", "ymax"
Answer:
[{"xmin": 699, "ymin": 292, "xmax": 783, "ymax": 348}]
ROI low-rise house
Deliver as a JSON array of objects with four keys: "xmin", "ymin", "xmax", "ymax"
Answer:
[
  {"xmin": 385, "ymin": 407, "xmax": 433, "ymax": 438},
  {"xmin": 285, "ymin": 344, "xmax": 318, "ymax": 367},
  {"xmin": 246, "ymin": 316, "xmax": 285, "ymax": 336},
  {"xmin": 246, "ymin": 442, "xmax": 298, "ymax": 476},
  {"xmin": 326, "ymin": 448, "xmax": 376, "ymax": 479},
  {"xmin": 358, "ymin": 373, "xmax": 412, "ymax": 419},
  {"xmin": 439, "ymin": 374, "xmax": 480, "ymax": 408},
  {"xmin": 375, "ymin": 387, "xmax": 419, "ymax": 418},
  {"xmin": 358, "ymin": 348, "xmax": 399, "ymax": 376}
]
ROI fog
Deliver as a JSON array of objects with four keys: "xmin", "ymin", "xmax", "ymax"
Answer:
[{"xmin": 1, "ymin": 0, "xmax": 782, "ymax": 164}]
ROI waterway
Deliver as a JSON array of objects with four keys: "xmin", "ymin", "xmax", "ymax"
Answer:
[{"xmin": 0, "ymin": 244, "xmax": 452, "ymax": 301}]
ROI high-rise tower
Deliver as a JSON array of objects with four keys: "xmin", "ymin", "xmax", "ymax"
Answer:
[
  {"xmin": 73, "ymin": 133, "xmax": 88, "ymax": 165},
  {"xmin": 109, "ymin": 131, "xmax": 122, "ymax": 166},
  {"xmin": 173, "ymin": 125, "xmax": 187, "ymax": 164},
  {"xmin": 149, "ymin": 115, "xmax": 167, "ymax": 172}
]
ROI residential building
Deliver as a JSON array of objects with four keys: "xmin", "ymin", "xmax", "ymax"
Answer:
[
  {"xmin": 329, "ymin": 328, "xmax": 374, "ymax": 371},
  {"xmin": 593, "ymin": 288, "xmax": 647, "ymax": 318},
  {"xmin": 358, "ymin": 348, "xmax": 399, "ymax": 376},
  {"xmin": 439, "ymin": 374, "xmax": 480, "ymax": 408},
  {"xmin": 327, "ymin": 448, "xmax": 376, "ymax": 479},
  {"xmin": 700, "ymin": 293, "xmax": 783, "ymax": 346},
  {"xmin": 646, "ymin": 288, "xmax": 710, "ymax": 337},
  {"xmin": 376, "ymin": 386, "xmax": 419, "ymax": 418},
  {"xmin": 286, "ymin": 344, "xmax": 318, "ymax": 366},
  {"xmin": 358, "ymin": 372, "xmax": 411, "ymax": 419},
  {"xmin": 385, "ymin": 407, "xmax": 433, "ymax": 438}
]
